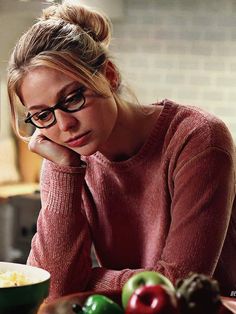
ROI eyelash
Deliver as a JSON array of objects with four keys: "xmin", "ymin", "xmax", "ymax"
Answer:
[{"xmin": 64, "ymin": 86, "xmax": 86, "ymax": 103}]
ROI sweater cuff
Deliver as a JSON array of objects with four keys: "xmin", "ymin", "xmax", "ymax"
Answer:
[{"xmin": 45, "ymin": 160, "xmax": 86, "ymax": 215}]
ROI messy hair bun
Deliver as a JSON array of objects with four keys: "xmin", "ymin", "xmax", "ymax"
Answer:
[{"xmin": 40, "ymin": 1, "xmax": 112, "ymax": 48}]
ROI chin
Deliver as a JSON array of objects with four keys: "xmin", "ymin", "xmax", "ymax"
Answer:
[{"xmin": 71, "ymin": 144, "xmax": 99, "ymax": 157}]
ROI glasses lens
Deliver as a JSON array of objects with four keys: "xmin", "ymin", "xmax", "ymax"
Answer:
[
  {"xmin": 62, "ymin": 93, "xmax": 85, "ymax": 112},
  {"xmin": 32, "ymin": 110, "xmax": 55, "ymax": 128},
  {"xmin": 25, "ymin": 89, "xmax": 85, "ymax": 129}
]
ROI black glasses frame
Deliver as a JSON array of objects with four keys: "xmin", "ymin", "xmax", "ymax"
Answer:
[{"xmin": 24, "ymin": 89, "xmax": 86, "ymax": 129}]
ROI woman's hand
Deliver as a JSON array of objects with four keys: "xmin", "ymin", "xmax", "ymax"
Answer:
[{"xmin": 28, "ymin": 130, "xmax": 81, "ymax": 167}]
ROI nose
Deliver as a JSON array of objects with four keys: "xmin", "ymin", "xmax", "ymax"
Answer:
[{"xmin": 55, "ymin": 110, "xmax": 78, "ymax": 132}]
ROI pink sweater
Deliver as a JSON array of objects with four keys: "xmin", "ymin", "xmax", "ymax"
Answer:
[{"xmin": 27, "ymin": 100, "xmax": 236, "ymax": 299}]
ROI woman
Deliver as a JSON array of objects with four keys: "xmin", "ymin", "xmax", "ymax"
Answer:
[{"xmin": 7, "ymin": 1, "xmax": 236, "ymax": 300}]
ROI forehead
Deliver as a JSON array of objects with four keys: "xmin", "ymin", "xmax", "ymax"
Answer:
[
  {"xmin": 21, "ymin": 66, "xmax": 75, "ymax": 91},
  {"xmin": 20, "ymin": 66, "xmax": 80, "ymax": 108}
]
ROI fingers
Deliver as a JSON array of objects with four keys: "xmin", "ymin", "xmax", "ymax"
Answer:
[
  {"xmin": 28, "ymin": 130, "xmax": 81, "ymax": 166},
  {"xmin": 28, "ymin": 129, "xmax": 51, "ymax": 155}
]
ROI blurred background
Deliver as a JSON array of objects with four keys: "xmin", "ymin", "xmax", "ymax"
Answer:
[{"xmin": 0, "ymin": 0, "xmax": 236, "ymax": 262}]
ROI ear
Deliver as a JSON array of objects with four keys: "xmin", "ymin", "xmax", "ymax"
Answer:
[{"xmin": 103, "ymin": 60, "xmax": 120, "ymax": 90}]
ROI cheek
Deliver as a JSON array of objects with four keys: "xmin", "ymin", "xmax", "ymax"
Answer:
[
  {"xmin": 92, "ymin": 99, "xmax": 118, "ymax": 129},
  {"xmin": 102, "ymin": 101, "xmax": 118, "ymax": 130},
  {"xmin": 41, "ymin": 128, "xmax": 61, "ymax": 144}
]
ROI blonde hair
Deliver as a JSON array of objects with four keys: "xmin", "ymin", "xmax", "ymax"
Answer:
[{"xmin": 7, "ymin": 1, "xmax": 122, "ymax": 139}]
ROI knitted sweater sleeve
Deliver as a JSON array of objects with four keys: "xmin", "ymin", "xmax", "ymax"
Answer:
[
  {"xmin": 86, "ymin": 147, "xmax": 235, "ymax": 291},
  {"xmin": 27, "ymin": 159, "xmax": 92, "ymax": 300}
]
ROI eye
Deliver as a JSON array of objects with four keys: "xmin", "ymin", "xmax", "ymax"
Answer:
[
  {"xmin": 34, "ymin": 110, "xmax": 53, "ymax": 122},
  {"xmin": 63, "ymin": 87, "xmax": 86, "ymax": 110},
  {"xmin": 65, "ymin": 93, "xmax": 82, "ymax": 105}
]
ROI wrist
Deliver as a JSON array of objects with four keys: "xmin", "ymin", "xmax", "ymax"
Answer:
[{"xmin": 58, "ymin": 154, "xmax": 82, "ymax": 167}]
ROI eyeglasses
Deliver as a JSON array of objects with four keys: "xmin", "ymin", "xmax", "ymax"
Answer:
[{"xmin": 24, "ymin": 87, "xmax": 86, "ymax": 129}]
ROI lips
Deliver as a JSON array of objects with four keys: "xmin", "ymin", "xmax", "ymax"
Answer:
[{"xmin": 65, "ymin": 131, "xmax": 91, "ymax": 148}]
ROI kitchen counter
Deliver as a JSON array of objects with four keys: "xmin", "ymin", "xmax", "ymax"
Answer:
[{"xmin": 38, "ymin": 291, "xmax": 236, "ymax": 314}]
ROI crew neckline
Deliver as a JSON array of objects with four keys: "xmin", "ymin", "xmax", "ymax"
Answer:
[{"xmin": 89, "ymin": 100, "xmax": 177, "ymax": 169}]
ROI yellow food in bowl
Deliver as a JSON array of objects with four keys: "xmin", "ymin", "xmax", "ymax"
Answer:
[
  {"xmin": 0, "ymin": 271, "xmax": 33, "ymax": 287},
  {"xmin": 0, "ymin": 262, "xmax": 50, "ymax": 314}
]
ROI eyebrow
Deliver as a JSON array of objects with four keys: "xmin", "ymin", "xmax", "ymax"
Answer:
[{"xmin": 27, "ymin": 82, "xmax": 81, "ymax": 111}]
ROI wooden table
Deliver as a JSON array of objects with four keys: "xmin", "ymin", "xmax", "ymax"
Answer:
[{"xmin": 38, "ymin": 291, "xmax": 236, "ymax": 314}]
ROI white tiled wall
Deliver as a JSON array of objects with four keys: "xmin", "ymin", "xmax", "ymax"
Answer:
[{"xmin": 111, "ymin": 0, "xmax": 236, "ymax": 140}]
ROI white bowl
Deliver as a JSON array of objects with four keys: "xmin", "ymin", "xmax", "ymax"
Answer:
[{"xmin": 0, "ymin": 261, "xmax": 50, "ymax": 314}]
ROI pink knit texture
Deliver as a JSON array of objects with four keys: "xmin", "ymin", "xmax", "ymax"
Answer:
[{"xmin": 27, "ymin": 100, "xmax": 236, "ymax": 300}]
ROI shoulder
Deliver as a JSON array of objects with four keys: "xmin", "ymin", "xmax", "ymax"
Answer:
[{"xmin": 162, "ymin": 99, "xmax": 234, "ymax": 155}]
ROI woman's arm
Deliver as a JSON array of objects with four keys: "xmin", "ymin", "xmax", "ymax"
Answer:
[{"xmin": 27, "ymin": 159, "xmax": 93, "ymax": 300}]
